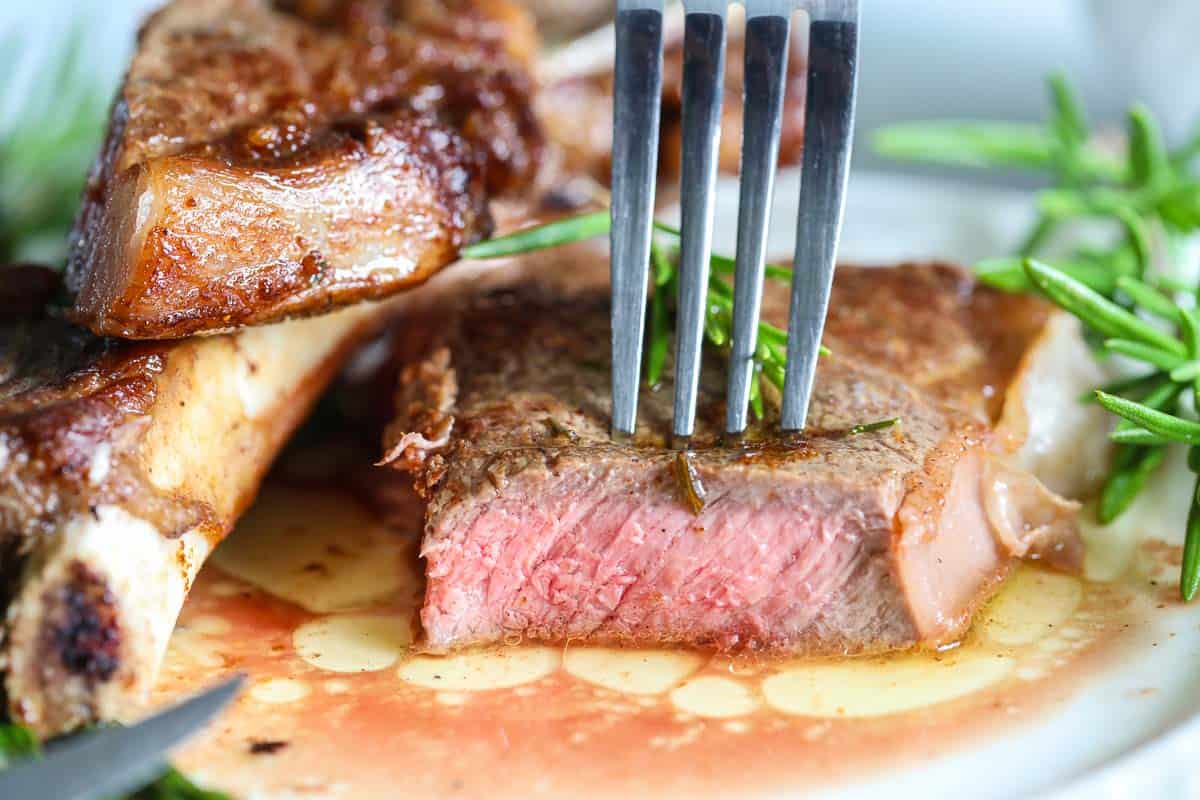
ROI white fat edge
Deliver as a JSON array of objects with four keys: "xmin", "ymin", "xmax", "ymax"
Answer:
[
  {"xmin": 0, "ymin": 435, "xmax": 9, "ymax": 471},
  {"xmin": 1006, "ymin": 312, "xmax": 1114, "ymax": 499},
  {"xmin": 5, "ymin": 507, "xmax": 210, "ymax": 722},
  {"xmin": 87, "ymin": 442, "xmax": 112, "ymax": 486}
]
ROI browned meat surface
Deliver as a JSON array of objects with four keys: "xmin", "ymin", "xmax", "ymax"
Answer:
[
  {"xmin": 382, "ymin": 263, "xmax": 1080, "ymax": 654},
  {"xmin": 67, "ymin": 0, "xmax": 544, "ymax": 339},
  {"xmin": 0, "ymin": 265, "xmax": 392, "ymax": 732}
]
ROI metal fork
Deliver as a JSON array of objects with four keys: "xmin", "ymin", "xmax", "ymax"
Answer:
[{"xmin": 609, "ymin": 0, "xmax": 861, "ymax": 439}]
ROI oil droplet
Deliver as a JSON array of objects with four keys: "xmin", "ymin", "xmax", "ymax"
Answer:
[
  {"xmin": 762, "ymin": 649, "xmax": 1014, "ymax": 718},
  {"xmin": 563, "ymin": 647, "xmax": 704, "ymax": 695},
  {"xmin": 671, "ymin": 677, "xmax": 760, "ymax": 718},
  {"xmin": 436, "ymin": 692, "xmax": 469, "ymax": 706},
  {"xmin": 324, "ymin": 680, "xmax": 351, "ymax": 694},
  {"xmin": 397, "ymin": 646, "xmax": 560, "ymax": 691},
  {"xmin": 294, "ymin": 615, "xmax": 412, "ymax": 673},
  {"xmin": 251, "ymin": 678, "xmax": 310, "ymax": 704},
  {"xmin": 979, "ymin": 567, "xmax": 1082, "ymax": 646}
]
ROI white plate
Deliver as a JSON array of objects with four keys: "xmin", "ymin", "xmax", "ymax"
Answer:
[{"xmin": 701, "ymin": 169, "xmax": 1200, "ymax": 799}]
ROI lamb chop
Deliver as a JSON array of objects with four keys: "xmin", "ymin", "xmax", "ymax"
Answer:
[
  {"xmin": 66, "ymin": 0, "xmax": 544, "ymax": 339},
  {"xmin": 381, "ymin": 261, "xmax": 1095, "ymax": 654}
]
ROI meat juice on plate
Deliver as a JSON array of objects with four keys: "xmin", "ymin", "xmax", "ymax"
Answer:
[{"xmin": 146, "ymin": 465, "xmax": 1169, "ymax": 800}]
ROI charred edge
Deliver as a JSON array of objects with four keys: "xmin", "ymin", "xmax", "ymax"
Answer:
[{"xmin": 43, "ymin": 562, "xmax": 121, "ymax": 684}]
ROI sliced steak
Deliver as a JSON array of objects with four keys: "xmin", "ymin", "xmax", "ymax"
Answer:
[
  {"xmin": 67, "ymin": 0, "xmax": 544, "ymax": 339},
  {"xmin": 382, "ymin": 263, "xmax": 1082, "ymax": 654}
]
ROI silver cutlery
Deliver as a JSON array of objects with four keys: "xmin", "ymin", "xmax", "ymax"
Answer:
[
  {"xmin": 0, "ymin": 675, "xmax": 243, "ymax": 800},
  {"xmin": 609, "ymin": 0, "xmax": 861, "ymax": 438}
]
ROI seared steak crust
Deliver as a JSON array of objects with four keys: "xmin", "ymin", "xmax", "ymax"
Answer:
[
  {"xmin": 68, "ymin": 0, "xmax": 543, "ymax": 339},
  {"xmin": 384, "ymin": 264, "xmax": 1078, "ymax": 654}
]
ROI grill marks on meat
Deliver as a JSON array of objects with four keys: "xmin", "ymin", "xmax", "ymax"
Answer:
[
  {"xmin": 68, "ymin": 0, "xmax": 544, "ymax": 339},
  {"xmin": 382, "ymin": 264, "xmax": 1081, "ymax": 654}
]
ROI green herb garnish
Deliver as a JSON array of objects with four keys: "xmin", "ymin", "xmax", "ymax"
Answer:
[
  {"xmin": 0, "ymin": 722, "xmax": 40, "ymax": 769},
  {"xmin": 877, "ymin": 73, "xmax": 1200, "ymax": 600},
  {"xmin": 461, "ymin": 211, "xmax": 826, "ymax": 417},
  {"xmin": 0, "ymin": 26, "xmax": 108, "ymax": 264},
  {"xmin": 848, "ymin": 417, "xmax": 900, "ymax": 436}
]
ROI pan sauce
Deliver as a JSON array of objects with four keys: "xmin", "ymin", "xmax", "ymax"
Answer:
[{"xmin": 148, "ymin": 478, "xmax": 1165, "ymax": 799}]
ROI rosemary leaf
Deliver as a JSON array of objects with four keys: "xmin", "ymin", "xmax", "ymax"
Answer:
[
  {"xmin": 749, "ymin": 367, "xmax": 764, "ymax": 420},
  {"xmin": 0, "ymin": 723, "xmax": 39, "ymax": 769},
  {"xmin": 1017, "ymin": 215, "xmax": 1058, "ymax": 258},
  {"xmin": 1096, "ymin": 391, "xmax": 1200, "ymax": 444},
  {"xmin": 1025, "ymin": 259, "xmax": 1187, "ymax": 356},
  {"xmin": 1048, "ymin": 72, "xmax": 1088, "ymax": 152},
  {"xmin": 1115, "ymin": 207, "xmax": 1153, "ymax": 277},
  {"xmin": 1098, "ymin": 444, "xmax": 1168, "ymax": 523},
  {"xmin": 1171, "ymin": 361, "xmax": 1200, "ymax": 383},
  {"xmin": 1110, "ymin": 427, "xmax": 1173, "ymax": 446},
  {"xmin": 871, "ymin": 122, "xmax": 1057, "ymax": 171},
  {"xmin": 848, "ymin": 417, "xmax": 900, "ymax": 436},
  {"xmin": 1181, "ymin": 309, "xmax": 1200, "ymax": 359},
  {"xmin": 1184, "ymin": 472, "xmax": 1200, "ymax": 602},
  {"xmin": 459, "ymin": 211, "xmax": 610, "ymax": 259},
  {"xmin": 1081, "ymin": 372, "xmax": 1166, "ymax": 403},
  {"xmin": 1128, "ymin": 103, "xmax": 1171, "ymax": 188},
  {"xmin": 1116, "ymin": 275, "xmax": 1176, "ymax": 320},
  {"xmin": 1104, "ymin": 338, "xmax": 1188, "ymax": 372}
]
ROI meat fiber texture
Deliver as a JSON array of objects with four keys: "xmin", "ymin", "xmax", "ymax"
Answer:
[{"xmin": 382, "ymin": 262, "xmax": 1084, "ymax": 655}]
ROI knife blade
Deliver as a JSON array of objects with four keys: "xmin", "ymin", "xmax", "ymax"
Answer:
[{"xmin": 0, "ymin": 674, "xmax": 243, "ymax": 800}]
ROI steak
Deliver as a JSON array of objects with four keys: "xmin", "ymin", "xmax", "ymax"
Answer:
[
  {"xmin": 67, "ymin": 0, "xmax": 544, "ymax": 339},
  {"xmin": 382, "ymin": 262, "xmax": 1084, "ymax": 654},
  {"xmin": 0, "ymin": 255, "xmax": 540, "ymax": 735}
]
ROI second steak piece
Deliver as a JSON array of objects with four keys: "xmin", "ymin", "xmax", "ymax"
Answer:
[
  {"xmin": 382, "ymin": 264, "xmax": 1082, "ymax": 655},
  {"xmin": 68, "ymin": 0, "xmax": 543, "ymax": 339}
]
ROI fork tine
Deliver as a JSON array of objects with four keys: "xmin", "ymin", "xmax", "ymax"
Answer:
[
  {"xmin": 725, "ymin": 1, "xmax": 793, "ymax": 436},
  {"xmin": 610, "ymin": 0, "xmax": 665, "ymax": 438},
  {"xmin": 781, "ymin": 0, "xmax": 860, "ymax": 431},
  {"xmin": 672, "ymin": 1, "xmax": 728, "ymax": 445}
]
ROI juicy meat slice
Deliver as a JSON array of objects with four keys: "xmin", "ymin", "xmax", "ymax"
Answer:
[
  {"xmin": 382, "ymin": 262, "xmax": 1081, "ymax": 654},
  {"xmin": 67, "ymin": 0, "xmax": 544, "ymax": 339}
]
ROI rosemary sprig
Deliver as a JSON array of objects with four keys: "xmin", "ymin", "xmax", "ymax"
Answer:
[
  {"xmin": 848, "ymin": 417, "xmax": 900, "ymax": 436},
  {"xmin": 876, "ymin": 73, "xmax": 1200, "ymax": 600},
  {"xmin": 461, "ymin": 211, "xmax": 815, "ymax": 417},
  {"xmin": 0, "ymin": 25, "xmax": 108, "ymax": 264}
]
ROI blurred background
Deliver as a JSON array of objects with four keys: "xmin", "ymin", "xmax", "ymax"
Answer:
[{"xmin": 3, "ymin": 0, "xmax": 1200, "ymax": 260}]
